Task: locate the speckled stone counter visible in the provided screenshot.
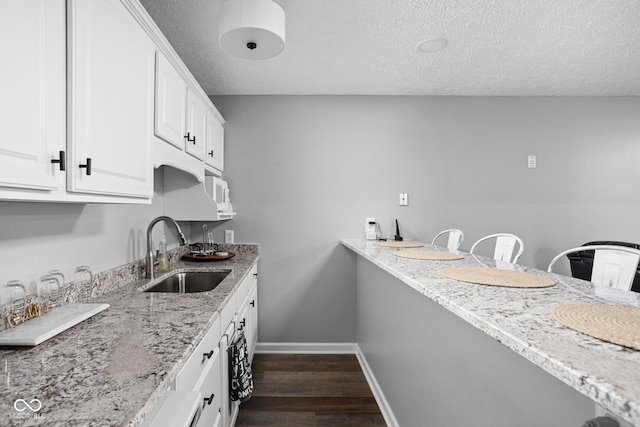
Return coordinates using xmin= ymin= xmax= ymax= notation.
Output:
xmin=0 ymin=245 xmax=259 ymax=427
xmin=342 ymin=239 xmax=640 ymax=426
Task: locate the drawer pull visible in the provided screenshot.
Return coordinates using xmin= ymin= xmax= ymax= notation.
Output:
xmin=250 ymin=300 xmax=255 ymax=307
xmin=203 ymin=350 xmax=214 ymax=360
xmin=204 ymin=393 xmax=215 ymax=405
xmin=79 ymin=158 xmax=92 ymax=175
xmin=51 ymin=151 xmax=66 ymax=171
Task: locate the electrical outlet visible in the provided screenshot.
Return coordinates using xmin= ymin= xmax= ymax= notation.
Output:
xmin=365 ymin=218 xmax=376 ymax=240
xmin=528 ymin=155 xmax=537 ymax=168
xmin=399 ymin=193 xmax=408 ymax=206
xmin=225 ymin=230 xmax=234 ymax=244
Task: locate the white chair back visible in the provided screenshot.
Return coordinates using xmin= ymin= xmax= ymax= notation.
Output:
xmin=470 ymin=233 xmax=524 ymax=264
xmin=431 ymin=229 xmax=464 ymax=251
xmin=548 ymin=245 xmax=640 ymax=291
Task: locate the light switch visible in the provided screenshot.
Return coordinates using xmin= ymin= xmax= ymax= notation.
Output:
xmin=399 ymin=193 xmax=408 ymax=206
xmin=528 ymin=155 xmax=537 ymax=168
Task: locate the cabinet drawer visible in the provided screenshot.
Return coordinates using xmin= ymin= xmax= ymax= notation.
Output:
xmin=195 ymin=345 xmax=222 ymax=427
xmin=176 ymin=316 xmax=221 ymax=392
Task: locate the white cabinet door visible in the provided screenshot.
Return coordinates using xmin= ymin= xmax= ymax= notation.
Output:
xmin=185 ymin=89 xmax=207 ymax=161
xmin=247 ymin=283 xmax=258 ymax=361
xmin=68 ymin=0 xmax=154 ymax=198
xmin=205 ymin=110 xmax=224 ymax=173
xmin=155 ymin=52 xmax=187 ymax=150
xmin=0 ymin=0 xmax=65 ymax=191
xmin=195 ymin=346 xmax=223 ymax=427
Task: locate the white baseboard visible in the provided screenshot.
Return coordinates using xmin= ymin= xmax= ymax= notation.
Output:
xmin=253 ymin=342 xmax=399 ymax=427
xmin=255 ymin=342 xmax=358 ymax=354
xmin=354 ymin=344 xmax=399 ymax=427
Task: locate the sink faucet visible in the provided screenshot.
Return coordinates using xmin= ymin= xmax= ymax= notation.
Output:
xmin=145 ymin=216 xmax=188 ymax=279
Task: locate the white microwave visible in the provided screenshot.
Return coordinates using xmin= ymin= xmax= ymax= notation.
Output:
xmin=206 ymin=177 xmax=230 ymax=213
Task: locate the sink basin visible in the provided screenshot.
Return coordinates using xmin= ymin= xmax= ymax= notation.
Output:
xmin=144 ymin=271 xmax=230 ymax=293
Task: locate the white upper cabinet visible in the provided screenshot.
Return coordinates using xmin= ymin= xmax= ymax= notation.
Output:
xmin=155 ymin=52 xmax=225 ymax=177
xmin=67 ymin=0 xmax=155 ymax=198
xmin=185 ymin=88 xmax=207 ymax=161
xmin=0 ymin=0 xmax=65 ymax=192
xmin=155 ymin=52 xmax=187 ymax=150
xmin=206 ymin=110 xmax=225 ymax=173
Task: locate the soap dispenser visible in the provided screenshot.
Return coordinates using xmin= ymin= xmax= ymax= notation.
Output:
xmin=156 ymin=235 xmax=169 ymax=274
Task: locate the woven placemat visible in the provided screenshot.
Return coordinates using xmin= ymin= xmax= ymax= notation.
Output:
xmin=373 ymin=241 xmax=424 ymax=248
xmin=552 ymin=304 xmax=640 ymax=351
xmin=440 ymin=267 xmax=556 ymax=288
xmin=395 ymin=250 xmax=464 ymax=261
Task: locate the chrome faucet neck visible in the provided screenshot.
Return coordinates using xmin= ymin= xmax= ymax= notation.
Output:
xmin=145 ymin=216 xmax=188 ymax=280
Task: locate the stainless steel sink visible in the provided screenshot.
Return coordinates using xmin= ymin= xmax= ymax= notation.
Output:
xmin=144 ymin=271 xmax=230 ymax=293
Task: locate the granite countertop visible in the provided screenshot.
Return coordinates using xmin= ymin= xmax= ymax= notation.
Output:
xmin=342 ymin=239 xmax=640 ymax=427
xmin=0 ymin=245 xmax=259 ymax=427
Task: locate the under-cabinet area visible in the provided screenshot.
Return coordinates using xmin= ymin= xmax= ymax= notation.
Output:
xmin=0 ymin=246 xmax=259 ymax=427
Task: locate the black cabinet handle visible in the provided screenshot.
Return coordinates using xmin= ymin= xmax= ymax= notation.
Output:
xmin=253 ymin=273 xmax=258 ymax=278
xmin=204 ymin=393 xmax=215 ymax=405
xmin=51 ymin=151 xmax=65 ymax=171
xmin=185 ymin=132 xmax=196 ymax=144
xmin=79 ymin=158 xmax=92 ymax=175
xmin=240 ymin=319 xmax=246 ymax=327
xmin=250 ymin=300 xmax=255 ymax=307
xmin=203 ymin=350 xmax=214 ymax=360
xmin=208 ymin=150 xmax=214 ymax=157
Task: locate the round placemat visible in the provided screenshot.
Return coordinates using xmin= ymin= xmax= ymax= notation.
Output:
xmin=552 ymin=304 xmax=640 ymax=351
xmin=373 ymin=241 xmax=424 ymax=248
xmin=440 ymin=267 xmax=556 ymax=288
xmin=395 ymin=250 xmax=464 ymax=261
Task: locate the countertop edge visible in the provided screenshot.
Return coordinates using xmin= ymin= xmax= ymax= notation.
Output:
xmin=341 ymin=239 xmax=640 ymax=426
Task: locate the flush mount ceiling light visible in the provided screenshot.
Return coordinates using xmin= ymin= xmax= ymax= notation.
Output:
xmin=218 ymin=0 xmax=285 ymax=60
xmin=415 ymin=38 xmax=448 ymax=53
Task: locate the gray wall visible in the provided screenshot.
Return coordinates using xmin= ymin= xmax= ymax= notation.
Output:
xmin=209 ymin=95 xmax=640 ymax=343
xmin=0 ymin=170 xmax=192 ymax=296
xmin=356 ymin=255 xmax=594 ymax=427
xmin=1 ymin=96 xmax=638 ymax=344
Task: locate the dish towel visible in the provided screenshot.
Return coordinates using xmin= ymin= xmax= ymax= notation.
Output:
xmin=229 ymin=331 xmax=254 ymax=402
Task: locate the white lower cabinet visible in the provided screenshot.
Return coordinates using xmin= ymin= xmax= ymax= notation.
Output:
xmin=220 ymin=264 xmax=259 ymax=427
xmin=147 ymin=264 xmax=258 ymax=427
xmin=174 ymin=315 xmax=222 ymax=427
xmin=246 ymin=280 xmax=258 ymax=361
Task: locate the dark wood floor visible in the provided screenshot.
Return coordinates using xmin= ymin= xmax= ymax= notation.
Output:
xmin=236 ymin=353 xmax=386 ymax=426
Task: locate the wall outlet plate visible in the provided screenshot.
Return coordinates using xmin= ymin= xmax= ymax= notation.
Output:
xmin=225 ymin=230 xmax=234 ymax=244
xmin=365 ymin=217 xmax=376 ymax=240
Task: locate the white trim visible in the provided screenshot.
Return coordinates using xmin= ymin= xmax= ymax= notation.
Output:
xmin=255 ymin=342 xmax=357 ymax=354
xmin=253 ymin=342 xmax=399 ymax=427
xmin=354 ymin=344 xmax=399 ymax=427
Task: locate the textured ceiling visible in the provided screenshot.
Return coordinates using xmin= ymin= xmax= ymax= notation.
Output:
xmin=139 ymin=0 xmax=640 ymax=96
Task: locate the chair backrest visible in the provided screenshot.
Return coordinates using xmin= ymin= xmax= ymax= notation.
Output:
xmin=469 ymin=233 xmax=524 ymax=264
xmin=431 ymin=229 xmax=464 ymax=251
xmin=547 ymin=245 xmax=640 ymax=291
